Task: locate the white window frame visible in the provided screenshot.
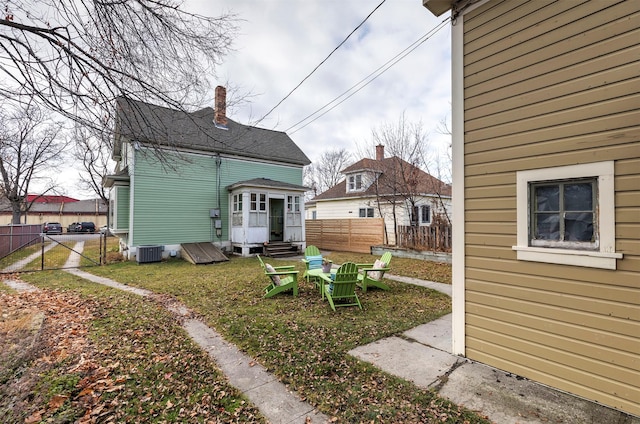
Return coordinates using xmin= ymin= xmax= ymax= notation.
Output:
xmin=348 ymin=174 xmax=363 ymax=192
xmin=286 ymin=195 xmax=302 ymax=226
xmin=232 ymin=193 xmax=243 ymax=226
xmin=249 ymin=192 xmax=267 ymax=227
xmin=420 ymin=205 xmax=431 ymax=224
xmin=512 ymin=161 xmax=622 ymax=270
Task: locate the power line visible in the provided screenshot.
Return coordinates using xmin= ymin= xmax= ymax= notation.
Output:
xmin=286 ymin=16 xmax=451 ymax=135
xmin=255 ymin=0 xmax=387 ymax=126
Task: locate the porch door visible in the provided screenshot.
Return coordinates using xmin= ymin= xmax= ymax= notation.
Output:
xmin=269 ymin=198 xmax=284 ymax=242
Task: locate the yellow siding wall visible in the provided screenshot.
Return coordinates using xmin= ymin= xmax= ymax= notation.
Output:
xmin=463 ymin=0 xmax=639 ymax=415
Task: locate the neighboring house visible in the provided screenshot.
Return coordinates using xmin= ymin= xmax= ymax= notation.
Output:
xmin=26 ymin=194 xmax=79 ymax=204
xmin=423 ymin=0 xmax=639 ymax=417
xmin=310 ymin=145 xmax=451 ymax=245
xmin=0 ymin=197 xmax=107 ymax=228
xmin=104 ymin=86 xmax=311 ymax=259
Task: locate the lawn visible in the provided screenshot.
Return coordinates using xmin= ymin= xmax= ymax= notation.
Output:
xmin=11 ymin=246 xmax=490 ymax=423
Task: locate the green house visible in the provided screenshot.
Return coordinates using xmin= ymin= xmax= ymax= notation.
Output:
xmin=104 ymin=86 xmax=310 ymax=260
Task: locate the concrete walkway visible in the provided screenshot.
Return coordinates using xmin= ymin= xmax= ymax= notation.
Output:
xmin=3 ymin=247 xmax=637 ymax=424
xmin=62 ymin=244 xmax=329 ymax=424
xmin=354 ymin=274 xmax=639 ymax=424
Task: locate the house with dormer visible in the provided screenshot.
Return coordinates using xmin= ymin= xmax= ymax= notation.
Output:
xmin=104 ymin=86 xmax=310 ymax=260
xmin=310 ymin=145 xmax=451 ymax=245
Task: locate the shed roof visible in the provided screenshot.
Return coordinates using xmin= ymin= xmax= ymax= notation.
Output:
xmin=227 ymin=178 xmax=308 ymax=192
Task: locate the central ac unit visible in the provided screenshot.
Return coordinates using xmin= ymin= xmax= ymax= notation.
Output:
xmin=137 ymin=245 xmax=162 ymax=263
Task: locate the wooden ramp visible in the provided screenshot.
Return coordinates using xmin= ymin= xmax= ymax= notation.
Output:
xmin=181 ymin=242 xmax=229 ymax=264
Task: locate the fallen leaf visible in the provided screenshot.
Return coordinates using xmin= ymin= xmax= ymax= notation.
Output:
xmin=48 ymin=394 xmax=69 ymax=410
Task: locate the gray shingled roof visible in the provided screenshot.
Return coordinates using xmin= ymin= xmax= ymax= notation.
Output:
xmin=115 ymin=98 xmax=311 ymax=166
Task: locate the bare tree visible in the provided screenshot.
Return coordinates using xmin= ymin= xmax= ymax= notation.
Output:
xmin=304 ymin=148 xmax=352 ymax=198
xmin=356 ymin=114 xmax=451 ymax=244
xmin=74 ymin=126 xmax=112 ymax=204
xmin=0 ymin=101 xmax=68 ymax=223
xmin=0 ymin=1 xmax=238 ymax=144
xmin=370 ymin=114 xmax=428 ymax=242
xmin=434 ymin=114 xmax=452 ymax=185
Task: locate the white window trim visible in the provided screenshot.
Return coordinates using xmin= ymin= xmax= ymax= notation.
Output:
xmin=512 ymin=161 xmax=622 ymax=270
xmin=347 ymin=173 xmax=364 ymax=192
xmin=420 ymin=204 xmax=431 ymax=225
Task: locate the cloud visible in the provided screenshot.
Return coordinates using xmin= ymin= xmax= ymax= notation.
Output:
xmin=196 ymin=0 xmax=452 ymax=164
xmin=48 ymin=0 xmax=452 ymax=197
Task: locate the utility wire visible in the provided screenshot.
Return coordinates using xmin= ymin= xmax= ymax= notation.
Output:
xmin=286 ymin=16 xmax=450 ymax=135
xmin=255 ymin=0 xmax=387 ymax=126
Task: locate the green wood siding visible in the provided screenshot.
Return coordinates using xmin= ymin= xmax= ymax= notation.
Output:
xmin=115 ymin=186 xmax=129 ymax=231
xmin=130 ymin=150 xmax=303 ymax=246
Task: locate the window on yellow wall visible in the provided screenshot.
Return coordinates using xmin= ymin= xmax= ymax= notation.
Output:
xmin=530 ymin=179 xmax=596 ymax=248
xmin=513 ymin=162 xmax=622 ymax=270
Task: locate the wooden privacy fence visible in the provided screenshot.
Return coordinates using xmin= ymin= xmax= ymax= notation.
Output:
xmin=0 ymin=224 xmax=41 ymax=259
xmin=397 ymin=224 xmax=452 ymax=252
xmin=305 ymin=218 xmax=384 ymax=254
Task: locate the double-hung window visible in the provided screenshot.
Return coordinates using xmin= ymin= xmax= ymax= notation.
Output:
xmin=410 ymin=205 xmax=430 ymax=225
xmin=421 ymin=205 xmax=431 ymax=224
xmin=286 ymin=195 xmax=301 ymax=226
xmin=232 ymin=193 xmax=243 ymax=226
xmin=513 ymin=161 xmax=622 ymax=269
xmin=348 ymin=174 xmax=362 ymax=191
xmin=249 ymin=192 xmax=267 ymax=227
xmin=359 ymin=207 xmax=374 ymax=218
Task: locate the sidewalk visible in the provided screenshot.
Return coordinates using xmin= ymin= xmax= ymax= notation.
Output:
xmin=354 ymin=275 xmax=639 ymax=424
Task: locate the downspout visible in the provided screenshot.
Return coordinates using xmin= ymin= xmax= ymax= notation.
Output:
xmin=215 ymin=153 xmax=222 ymax=240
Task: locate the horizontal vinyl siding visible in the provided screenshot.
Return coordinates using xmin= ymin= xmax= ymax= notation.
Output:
xmin=115 ymin=186 xmax=129 ymax=231
xmin=462 ymin=0 xmax=639 ymax=416
xmin=132 ymin=152 xmax=219 ymax=245
xmin=131 ymin=150 xmax=303 ymax=246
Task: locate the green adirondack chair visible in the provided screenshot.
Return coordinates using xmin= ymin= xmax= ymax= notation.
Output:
xmin=356 ymin=252 xmax=392 ymax=292
xmin=302 ymin=245 xmax=331 ymax=285
xmin=322 ymin=262 xmax=362 ymax=311
xmin=257 ymin=254 xmax=299 ymax=298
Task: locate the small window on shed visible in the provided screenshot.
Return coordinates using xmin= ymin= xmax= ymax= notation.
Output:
xmin=512 ymin=161 xmax=622 ymax=270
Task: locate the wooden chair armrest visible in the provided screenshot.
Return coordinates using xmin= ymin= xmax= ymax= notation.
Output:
xmin=355 ymin=262 xmax=374 ymax=268
xmin=272 ymin=264 xmax=296 ymax=270
xmin=265 ymin=270 xmax=299 ymax=276
xmin=360 ymin=267 xmax=390 ymax=275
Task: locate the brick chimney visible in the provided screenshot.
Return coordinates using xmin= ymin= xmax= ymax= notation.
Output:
xmin=214 ymin=86 xmax=227 ymax=126
xmin=376 ymin=144 xmax=385 ymax=160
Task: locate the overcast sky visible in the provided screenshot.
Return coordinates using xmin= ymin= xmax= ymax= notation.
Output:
xmin=63 ymin=0 xmax=452 ymax=198
xmin=192 ymin=0 xmax=453 ymax=167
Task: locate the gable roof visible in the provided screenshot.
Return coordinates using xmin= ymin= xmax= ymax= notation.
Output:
xmin=313 ymin=156 xmax=451 ymax=201
xmin=114 ymin=97 xmax=311 ymax=167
